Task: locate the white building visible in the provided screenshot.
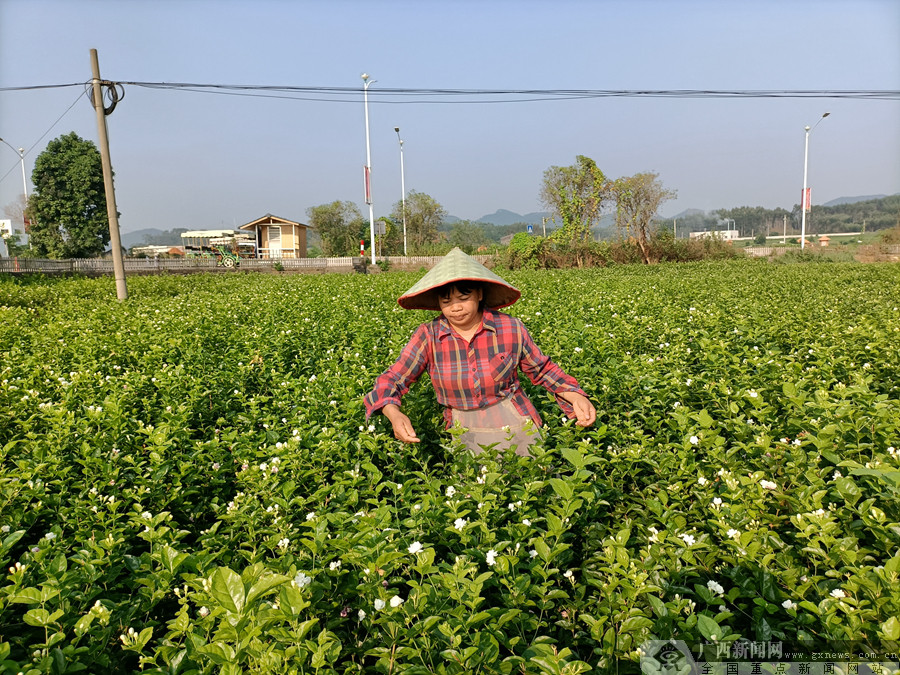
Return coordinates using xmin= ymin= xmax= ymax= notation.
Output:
xmin=689 ymin=229 xmax=739 ymax=241
xmin=0 ymin=218 xmax=28 ymax=255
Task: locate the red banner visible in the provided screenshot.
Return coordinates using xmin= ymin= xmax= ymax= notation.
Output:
xmin=364 ymin=166 xmax=371 ymax=204
xmin=802 ymin=187 xmax=811 ymax=212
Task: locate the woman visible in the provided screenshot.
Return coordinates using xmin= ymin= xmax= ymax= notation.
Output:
xmin=364 ymin=248 xmax=596 ymax=456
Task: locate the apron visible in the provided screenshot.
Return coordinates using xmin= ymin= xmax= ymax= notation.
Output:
xmin=450 ymin=398 xmax=541 ymax=457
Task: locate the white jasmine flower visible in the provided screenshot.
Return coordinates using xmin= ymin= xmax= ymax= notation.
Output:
xmin=306 ymin=512 xmax=315 ymax=521
xmin=522 ymin=518 xmax=531 ymax=526
xmin=782 ymin=599 xmax=797 ymax=610
xmin=833 ymin=470 xmax=842 ymax=480
xmin=689 ymin=436 xmax=699 ymax=445
xmin=698 ymin=476 xmax=708 ymax=486
xmin=707 ymin=580 xmax=724 ymax=595
xmin=293 ymin=572 xmax=312 ymax=589
xmin=389 ymin=595 xmax=404 ymax=608
xmin=329 ymin=559 xmax=342 ymax=571
xmin=486 ymin=549 xmax=497 ymax=566
xmin=529 ymin=549 xmax=538 ymax=558
xmin=564 ymin=570 xmax=574 ymax=580
xmin=445 ymin=486 xmax=456 ymax=498
xmin=680 ymin=533 xmax=696 ymax=546
xmin=454 ymin=518 xmax=467 ymax=531
xmin=358 ymin=609 xmax=366 ymax=620
xmin=374 ymin=598 xmax=385 ymax=611
xmin=760 ymin=480 xmax=777 ymax=490
xmin=277 ymin=537 xmax=290 ymax=549
xmin=727 ymin=528 xmax=740 ymax=539
xmin=198 ymin=606 xmax=210 ymax=617
xmin=830 ymin=588 xmax=846 ymax=598
xmin=648 ymin=526 xmax=659 ymax=543
xmin=408 ymin=541 xmax=423 ymax=555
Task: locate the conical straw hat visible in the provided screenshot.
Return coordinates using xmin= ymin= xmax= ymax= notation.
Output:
xmin=398 ymin=247 xmax=520 ymax=310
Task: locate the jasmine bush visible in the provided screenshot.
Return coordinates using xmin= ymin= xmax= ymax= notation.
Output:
xmin=0 ymin=261 xmax=898 ymax=674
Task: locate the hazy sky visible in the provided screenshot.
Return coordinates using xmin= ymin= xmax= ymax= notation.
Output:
xmin=1 ymin=0 xmax=898 ymax=233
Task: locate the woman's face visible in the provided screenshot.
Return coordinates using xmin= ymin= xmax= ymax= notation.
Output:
xmin=438 ymin=285 xmax=483 ymax=332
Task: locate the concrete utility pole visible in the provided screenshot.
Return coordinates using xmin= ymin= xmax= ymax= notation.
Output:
xmin=90 ymin=48 xmax=128 ymax=301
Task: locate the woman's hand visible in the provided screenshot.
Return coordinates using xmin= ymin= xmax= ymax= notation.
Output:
xmin=382 ymin=404 xmax=420 ymax=443
xmin=559 ymin=392 xmax=597 ymax=428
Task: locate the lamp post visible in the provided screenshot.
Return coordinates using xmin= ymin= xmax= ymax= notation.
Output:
xmin=0 ymin=138 xmax=28 ymax=200
xmin=362 ymin=73 xmax=376 ymax=265
xmin=0 ymin=138 xmax=29 ymax=244
xmin=394 ymin=127 xmax=407 ymax=256
xmin=800 ymin=112 xmax=830 ymax=250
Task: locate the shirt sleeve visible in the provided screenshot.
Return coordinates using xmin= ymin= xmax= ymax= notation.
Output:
xmin=363 ymin=323 xmax=430 ymax=419
xmin=516 ymin=321 xmax=587 ymax=418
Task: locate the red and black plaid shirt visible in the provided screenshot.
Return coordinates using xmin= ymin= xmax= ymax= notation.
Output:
xmin=364 ymin=309 xmax=586 ymax=428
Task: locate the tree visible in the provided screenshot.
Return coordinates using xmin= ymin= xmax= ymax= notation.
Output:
xmin=390 ymin=191 xmax=446 ymax=253
xmin=448 ymin=220 xmax=489 ymax=254
xmin=613 ymin=172 xmax=677 ymax=264
xmin=306 ymin=201 xmax=366 ymax=256
xmin=28 ymin=132 xmax=111 ymax=258
xmin=540 ymin=155 xmax=612 ymax=244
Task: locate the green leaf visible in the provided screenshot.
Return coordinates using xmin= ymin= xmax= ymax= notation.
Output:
xmin=696 ymin=614 xmax=722 ymax=641
xmin=210 ymin=567 xmax=245 ymax=614
xmin=619 ymin=615 xmax=654 ymax=633
xmin=9 ymin=587 xmax=42 ymax=604
xmin=834 ymin=476 xmax=862 ymax=506
xmin=881 ymin=616 xmax=900 ymax=641
xmin=198 ymin=642 xmax=235 ymax=665
xmin=23 ymin=608 xmax=51 ymax=627
xmin=548 ymin=478 xmax=574 ymax=501
xmin=647 ymin=595 xmax=667 ymax=618
xmin=246 ymin=573 xmax=289 ymax=605
xmin=695 ymin=410 xmax=714 ymax=428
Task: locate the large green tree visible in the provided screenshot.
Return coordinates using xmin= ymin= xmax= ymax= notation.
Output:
xmin=448 ymin=220 xmax=489 ymax=254
xmin=540 ymin=155 xmax=612 ymax=244
xmin=389 ymin=191 xmax=446 ymax=254
xmin=614 ymin=172 xmax=677 ymax=264
xmin=306 ymin=201 xmax=366 ymax=256
xmin=28 ymin=132 xmax=111 ymax=258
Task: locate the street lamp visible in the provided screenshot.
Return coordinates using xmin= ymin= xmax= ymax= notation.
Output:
xmin=0 ymin=138 xmax=28 ymax=201
xmin=394 ymin=127 xmax=407 ymax=256
xmin=361 ymin=73 xmax=376 ymax=265
xmin=800 ymin=112 xmax=830 ymax=250
xmin=0 ymin=138 xmax=29 ymax=245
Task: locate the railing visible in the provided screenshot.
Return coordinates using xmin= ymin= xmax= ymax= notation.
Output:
xmin=0 ymin=254 xmax=496 ymax=276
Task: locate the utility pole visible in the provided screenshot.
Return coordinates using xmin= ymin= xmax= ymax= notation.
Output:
xmin=90 ymin=48 xmax=127 ymax=301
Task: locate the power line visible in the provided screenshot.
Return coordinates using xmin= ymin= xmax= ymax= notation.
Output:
xmin=1 ymin=81 xmax=898 ymax=102
xmin=0 ymin=90 xmax=87 ymax=188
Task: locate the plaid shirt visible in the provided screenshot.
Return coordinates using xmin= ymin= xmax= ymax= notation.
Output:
xmin=364 ymin=309 xmax=586 ymax=428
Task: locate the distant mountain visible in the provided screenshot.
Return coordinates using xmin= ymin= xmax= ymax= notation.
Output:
xmin=121 ymin=228 xmax=166 ymax=249
xmin=121 ymin=227 xmax=189 ymax=249
xmin=822 ymin=195 xmax=887 ymax=207
xmin=444 ymin=210 xmax=550 ymax=226
xmin=668 ymin=208 xmax=707 ymax=220
xmin=477 ymin=209 xmax=549 ymax=226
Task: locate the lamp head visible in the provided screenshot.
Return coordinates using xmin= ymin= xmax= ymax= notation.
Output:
xmin=361 ymin=73 xmax=369 ymax=82
xmin=822 ymin=112 xmax=831 ymax=118
xmin=394 ymin=126 xmax=400 ymax=132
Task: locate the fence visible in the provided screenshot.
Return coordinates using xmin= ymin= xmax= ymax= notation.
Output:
xmin=0 ymin=254 xmax=495 ymax=276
